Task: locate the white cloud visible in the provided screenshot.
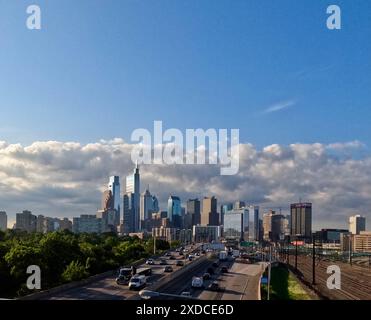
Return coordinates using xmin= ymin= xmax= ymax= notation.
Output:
xmin=263 ymin=100 xmax=296 ymax=114
xmin=0 ymin=139 xmax=370 ymax=230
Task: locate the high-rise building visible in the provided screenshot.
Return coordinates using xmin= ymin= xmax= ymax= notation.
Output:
xmin=223 ymin=208 xmax=249 ymax=241
xmin=140 ymin=187 xmax=159 ymax=230
xmin=123 ymin=193 xmax=135 ymax=234
xmin=187 ymin=199 xmax=201 ymax=226
xmin=16 ymin=210 xmax=37 ymax=233
xmin=248 ymin=205 xmax=260 ymax=241
xmin=102 ymin=190 xmax=114 ymax=211
xmin=168 ymin=196 xmax=182 ymax=228
xmin=290 ymin=203 xmax=312 ymax=240
xmin=234 ymin=201 xmax=245 ymax=210
xmin=263 ymin=210 xmax=286 ymax=242
xmin=36 ymin=215 xmax=55 ymax=233
xmin=220 ymin=203 xmax=233 ymax=226
xmin=0 ymin=211 xmax=7 ymax=231
xmin=201 ymin=196 xmax=219 ymax=226
xmin=349 ymin=215 xmax=366 ymax=235
xmin=125 ymin=164 xmax=140 ymax=232
xmin=108 ymin=176 xmax=121 ymax=226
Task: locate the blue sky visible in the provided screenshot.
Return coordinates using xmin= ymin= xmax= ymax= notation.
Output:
xmin=0 ymin=0 xmax=371 ymax=149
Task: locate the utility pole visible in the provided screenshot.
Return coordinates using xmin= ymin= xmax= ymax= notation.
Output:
xmin=295 ymin=236 xmax=298 ymax=270
xmin=267 ymin=246 xmax=271 ymax=301
xmin=349 ymin=236 xmax=352 ymax=266
xmin=312 ymin=234 xmax=316 ymax=285
xmin=154 ymin=234 xmax=156 ymax=255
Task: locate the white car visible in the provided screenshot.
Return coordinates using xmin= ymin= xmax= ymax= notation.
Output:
xmin=128 ymin=275 xmax=146 ymax=290
xmin=146 ymin=259 xmax=155 ymax=265
xmin=191 ymin=277 xmax=204 ymax=289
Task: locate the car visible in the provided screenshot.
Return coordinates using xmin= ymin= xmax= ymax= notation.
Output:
xmin=179 ymin=251 xmax=184 ymax=256
xmin=207 ymin=267 xmax=215 ymax=275
xmin=208 ymin=281 xmax=221 ymax=292
xmin=165 ymin=252 xmax=172 ymax=257
xmin=146 ymin=259 xmax=155 ymax=265
xmin=188 ymin=256 xmax=193 ymax=261
xmin=181 ymin=291 xmax=192 ymax=297
xmin=128 ymin=275 xmax=146 ymax=290
xmin=169 ymin=255 xmax=176 ymax=260
xmin=212 ymin=262 xmax=219 ymax=268
xmin=164 ymin=266 xmax=173 ymax=272
xmin=176 ymin=260 xmax=184 ymax=266
xmin=201 ymin=250 xmax=206 ymax=254
xmin=160 ymin=259 xmax=167 ymax=265
xmin=195 ymin=252 xmax=200 ymax=256
xmin=191 ymin=277 xmax=204 ymax=289
xmin=221 ymin=266 xmax=228 ymax=273
xmin=202 ymin=272 xmax=211 ymax=280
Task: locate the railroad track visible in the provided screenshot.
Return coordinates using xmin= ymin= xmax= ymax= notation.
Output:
xmin=282 ymin=255 xmax=371 ymax=300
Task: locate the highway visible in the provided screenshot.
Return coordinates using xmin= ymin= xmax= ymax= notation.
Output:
xmin=44 ymin=244 xmax=202 ymax=300
xmin=157 ymin=254 xmax=267 ymax=300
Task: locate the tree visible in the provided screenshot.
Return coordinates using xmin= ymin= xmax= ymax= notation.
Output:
xmin=61 ymin=261 xmax=89 ymax=282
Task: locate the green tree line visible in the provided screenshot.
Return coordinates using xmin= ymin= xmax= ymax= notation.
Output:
xmin=0 ymin=229 xmax=170 ymax=298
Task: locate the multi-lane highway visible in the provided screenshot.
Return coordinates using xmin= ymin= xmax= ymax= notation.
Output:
xmin=157 ymin=255 xmax=267 ymax=300
xmin=43 ymin=244 xmax=202 ymax=300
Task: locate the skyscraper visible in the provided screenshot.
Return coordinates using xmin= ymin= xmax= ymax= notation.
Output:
xmin=187 ymin=198 xmax=201 ymax=226
xmin=248 ymin=205 xmax=260 ymax=241
xmin=140 ymin=187 xmax=159 ymax=230
xmin=201 ymin=196 xmax=219 ymax=226
xmin=125 ymin=164 xmax=140 ymax=232
xmin=0 ymin=211 xmax=7 ymax=231
xmin=123 ymin=193 xmax=134 ymax=234
xmin=168 ymin=196 xmax=182 ymax=228
xmin=290 ymin=202 xmax=312 ymax=240
xmin=108 ymin=176 xmax=121 ymax=226
xmin=223 ymin=208 xmax=249 ymax=241
xmin=220 ymin=203 xmax=233 ymax=226
xmin=349 ymin=214 xmax=366 ymax=235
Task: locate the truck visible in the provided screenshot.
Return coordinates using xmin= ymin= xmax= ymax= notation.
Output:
xmin=219 ymin=250 xmax=228 ymax=262
xmin=135 ymin=267 xmax=152 ymax=277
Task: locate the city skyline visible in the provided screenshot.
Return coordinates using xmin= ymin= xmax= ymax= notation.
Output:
xmin=1 ymin=141 xmax=371 ymax=230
